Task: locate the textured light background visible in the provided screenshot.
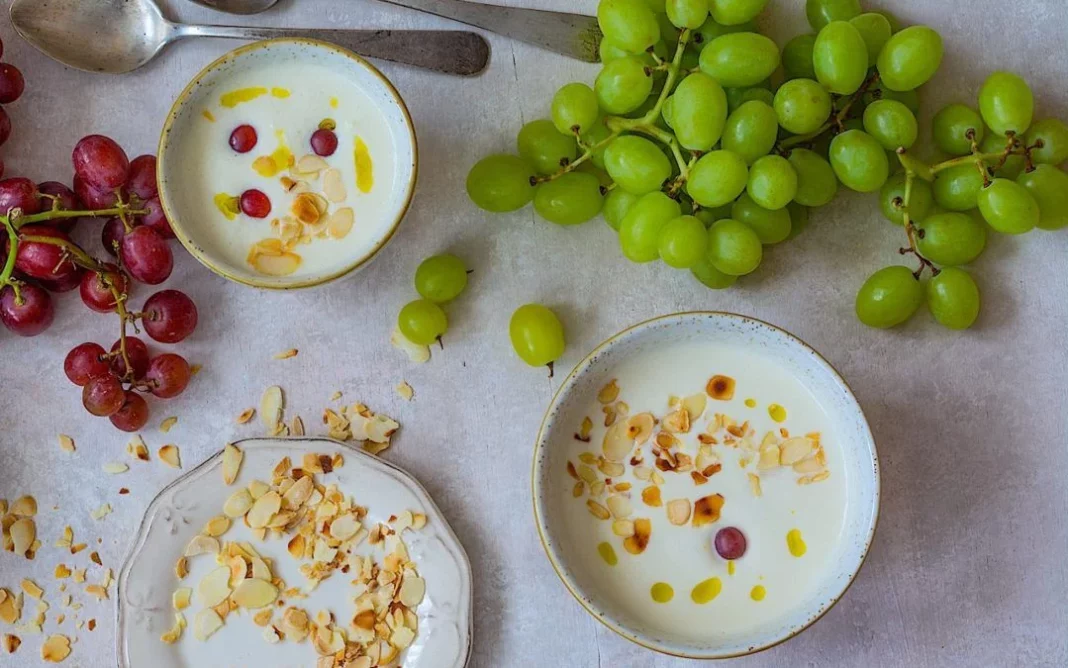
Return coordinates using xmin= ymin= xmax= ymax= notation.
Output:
xmin=0 ymin=0 xmax=1066 ymax=666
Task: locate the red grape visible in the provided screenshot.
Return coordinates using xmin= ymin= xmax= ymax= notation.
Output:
xmin=127 ymin=155 xmax=158 ymax=200
xmin=0 ymin=36 xmax=4 ymax=59
xmin=74 ymin=175 xmax=125 ymax=210
xmin=229 ymin=125 xmax=257 ymax=153
xmin=142 ymin=290 xmax=197 ymax=343
xmin=0 ymin=157 xmax=5 ymax=180
xmin=79 ymin=264 xmax=128 ymax=313
xmin=73 ymin=135 xmax=130 ymax=190
xmin=82 ymin=375 xmax=125 ymax=416
xmin=0 ymin=284 xmax=54 ymax=336
xmin=120 ymin=226 xmax=173 ymax=285
xmin=310 ymin=129 xmax=338 ymax=157
xmin=35 ymin=181 xmax=83 ymax=232
xmin=714 ymin=527 xmax=747 ymax=560
xmin=0 ymin=107 xmax=10 ymax=147
xmin=0 ymin=63 xmax=24 ymax=104
xmin=64 ymin=342 xmax=110 ymax=385
xmin=15 ymin=225 xmax=77 ymax=281
xmin=139 ymin=196 xmax=173 ymax=239
xmin=110 ymin=336 xmax=149 ymax=379
xmin=101 ymin=217 xmax=126 ymax=256
xmin=109 ymin=391 xmax=150 ymax=431
xmin=145 ymin=353 xmax=191 ymax=398
xmin=239 ymin=189 xmax=271 ymax=218
xmin=40 ymin=266 xmax=85 ymax=293
xmin=0 ymin=177 xmax=41 ymax=216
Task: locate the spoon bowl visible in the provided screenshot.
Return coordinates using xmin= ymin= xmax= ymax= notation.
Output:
xmin=189 ymin=0 xmax=279 ymax=15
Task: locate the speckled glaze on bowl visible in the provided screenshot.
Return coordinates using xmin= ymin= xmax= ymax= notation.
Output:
xmin=532 ymin=312 xmax=879 ymax=659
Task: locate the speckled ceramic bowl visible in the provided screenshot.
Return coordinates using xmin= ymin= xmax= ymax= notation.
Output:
xmin=532 ymin=312 xmax=879 ymax=659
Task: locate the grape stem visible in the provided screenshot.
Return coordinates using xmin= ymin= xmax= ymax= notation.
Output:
xmin=895 ymin=170 xmax=939 ymax=278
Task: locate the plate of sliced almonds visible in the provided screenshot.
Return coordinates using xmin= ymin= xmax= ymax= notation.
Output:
xmin=116 ymin=437 xmax=472 ymax=667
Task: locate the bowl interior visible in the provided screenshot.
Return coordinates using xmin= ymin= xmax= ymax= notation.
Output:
xmin=158 ymin=39 xmax=416 ymax=289
xmin=533 ymin=313 xmax=879 ymax=658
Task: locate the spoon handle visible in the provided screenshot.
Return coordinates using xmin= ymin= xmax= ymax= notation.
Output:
xmin=175 ymin=26 xmax=489 ymax=76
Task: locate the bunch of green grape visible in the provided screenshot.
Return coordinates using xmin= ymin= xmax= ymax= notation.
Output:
xmin=396 ymin=254 xmax=469 ymax=347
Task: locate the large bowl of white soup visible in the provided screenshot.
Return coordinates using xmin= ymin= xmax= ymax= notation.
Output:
xmin=158 ymin=39 xmax=416 ymax=289
xmin=532 ymin=312 xmax=879 ymax=658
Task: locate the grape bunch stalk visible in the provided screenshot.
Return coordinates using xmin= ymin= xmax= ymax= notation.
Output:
xmin=466 ymin=0 xmax=1068 ymax=332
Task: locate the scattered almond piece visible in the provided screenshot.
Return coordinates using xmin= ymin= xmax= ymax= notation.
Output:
xmin=89 ymin=504 xmax=112 ymax=521
xmin=103 ymin=462 xmax=128 ymax=475
xmin=395 ymin=381 xmax=414 ymax=401
xmin=57 ymin=435 xmax=75 ymax=453
xmin=2 ymin=634 xmax=20 ymax=654
xmin=273 ymin=349 xmax=298 ymax=360
xmin=260 ymin=386 xmax=284 ymax=431
xmin=158 ymin=445 xmax=181 ymax=469
xmin=40 ymin=634 xmax=70 ymax=663
xmin=236 ymin=408 xmax=256 ymax=424
xmin=221 ymin=444 xmax=244 ymax=485
xmin=160 ymin=416 xmax=178 ymax=433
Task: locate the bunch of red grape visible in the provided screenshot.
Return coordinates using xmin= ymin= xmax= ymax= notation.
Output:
xmin=0 ymin=37 xmax=25 ymax=179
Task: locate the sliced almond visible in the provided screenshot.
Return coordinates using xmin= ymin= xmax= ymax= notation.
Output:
xmin=611 ymin=520 xmax=635 ymax=537
xmin=598 ymin=379 xmax=620 ymax=404
xmin=231 ymin=579 xmax=278 ymax=609
xmin=221 ymin=443 xmax=243 ymax=486
xmin=601 ymin=420 xmax=633 ymax=463
xmin=193 ymin=608 xmax=224 ymax=641
xmin=633 ymin=465 xmax=653 ymax=482
xmin=662 ymin=408 xmax=690 ymax=434
xmin=184 ymin=535 xmax=220 ymax=557
xmin=780 ymin=438 xmax=816 ymax=466
xmin=605 ymin=494 xmax=632 ymax=519
xmin=757 ymin=444 xmax=780 ymax=470
xmin=11 ymin=496 xmax=36 ymax=517
xmin=174 ymin=557 xmax=189 ymax=580
xmin=296 ymin=154 xmax=329 ymax=175
xmin=391 ymin=326 xmax=431 ymax=363
xmin=223 ymin=489 xmax=254 ymax=518
xmin=706 ymin=375 xmax=736 ymax=400
xmin=682 ymin=393 xmax=707 ymax=422
xmin=322 ymin=168 xmax=347 ymax=202
xmin=260 ymin=386 xmax=284 ymax=431
xmin=273 ymin=348 xmax=298 ymax=360
xmin=10 ymin=518 xmax=35 ymax=557
xmin=172 ymin=588 xmax=192 ymax=611
xmin=203 ymin=516 xmax=231 ymax=538
xmin=692 ymin=493 xmax=725 ymax=527
xmin=597 ymin=459 xmax=625 ymax=477
xmin=158 ymin=445 xmax=181 ymax=469
xmin=40 ymin=634 xmax=71 ymax=662
xmin=748 ymin=473 xmax=762 ymax=497
xmin=249 ymin=250 xmax=301 ymax=276
xmin=58 ymin=435 xmax=75 ymax=453
xmin=625 ymin=413 xmax=655 ymax=445
xmin=103 ymin=462 xmax=128 ymax=474
xmin=160 ymin=416 xmax=178 ymax=433
xmin=641 ymin=486 xmax=662 ymax=507
xmin=623 ymin=518 xmax=651 ymax=555
xmin=586 ymin=500 xmax=610 ymax=520
xmin=246 ymin=491 xmax=281 ymax=529
xmin=3 ymin=633 xmax=20 ymax=653
xmin=398 ymin=575 xmax=426 ymax=608
xmin=281 ymin=475 xmax=313 ymax=510
xmin=160 ymin=613 xmax=184 ymax=644
xmin=197 ymin=567 xmax=232 ymax=608
xmin=666 ymin=498 xmax=691 ymax=525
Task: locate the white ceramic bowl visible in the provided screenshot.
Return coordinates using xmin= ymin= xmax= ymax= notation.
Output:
xmin=532 ymin=312 xmax=880 ymax=659
xmin=157 ymin=39 xmax=417 ymax=289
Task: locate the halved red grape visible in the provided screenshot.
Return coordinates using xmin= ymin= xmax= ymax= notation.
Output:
xmin=36 ymin=181 xmax=83 ymax=233
xmin=0 ymin=63 xmax=24 ymax=104
xmin=0 ymin=177 xmax=41 ymax=216
xmin=73 ymin=135 xmax=130 ymax=190
xmin=145 ymin=353 xmax=191 ymax=398
xmin=101 ymin=217 xmax=126 ymax=256
xmin=74 ymin=175 xmax=125 ymax=210
xmin=82 ymin=375 xmax=125 ymax=417
xmin=110 ymin=336 xmax=150 ymax=379
xmin=121 ymin=226 xmax=173 ymax=285
xmin=64 ymin=342 xmax=111 ymax=386
xmin=239 ymin=189 xmax=271 ymax=218
xmin=229 ymin=125 xmax=258 ymax=153
xmin=79 ymin=264 xmax=128 ymax=313
xmin=0 ymin=107 xmax=10 ymax=147
xmin=310 ymin=129 xmax=338 ymax=157
xmin=40 ymin=266 xmax=86 ymax=293
xmin=15 ymin=225 xmax=77 ymax=281
xmin=139 ymin=196 xmax=173 ymax=239
xmin=0 ymin=284 xmax=54 ymax=336
xmin=127 ymin=155 xmax=158 ymax=200
xmin=109 ymin=391 xmax=150 ymax=431
xmin=714 ymin=527 xmax=747 ymax=560
xmin=142 ymin=290 xmax=197 ymax=343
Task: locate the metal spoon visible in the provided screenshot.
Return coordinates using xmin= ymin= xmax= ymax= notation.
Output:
xmin=191 ymin=0 xmax=602 ymax=62
xmin=9 ymin=0 xmax=489 ymax=76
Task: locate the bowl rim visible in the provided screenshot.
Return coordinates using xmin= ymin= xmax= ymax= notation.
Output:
xmin=156 ymin=37 xmax=418 ymax=290
xmin=530 ymin=310 xmax=881 ymax=659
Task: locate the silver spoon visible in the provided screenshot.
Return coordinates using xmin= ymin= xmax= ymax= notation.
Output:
xmin=9 ymin=0 xmax=490 ymax=76
xmin=191 ymin=0 xmax=602 ymax=62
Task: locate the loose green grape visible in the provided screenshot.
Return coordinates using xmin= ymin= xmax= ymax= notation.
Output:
xmin=855 ymin=266 xmax=923 ymax=329
xmin=509 ymin=304 xmax=565 ymax=368
xmin=581 ymin=118 xmax=613 ymax=170
xmin=978 ymin=71 xmax=1033 ymax=137
xmin=699 ymin=33 xmax=780 ymax=88
xmin=415 ymin=254 xmax=468 ymax=303
xmin=786 ymin=202 xmax=810 ymax=238
xmin=1024 ymin=118 xmax=1068 ymax=166
xmin=707 ymin=218 xmax=762 ymax=275
xmin=813 ymin=21 xmax=868 ymax=95
xmin=466 ymin=154 xmax=535 ymax=212
xmin=721 ymin=100 xmax=777 ymax=164
xmin=862 ymin=99 xmax=918 ymax=150
xmin=709 ymin=0 xmax=767 ymax=25
xmin=691 ymin=258 xmax=739 ymax=289
xmin=693 ymin=203 xmax=734 ymax=226
xmin=805 ymin=0 xmax=860 ymax=31
xmin=774 ymin=78 xmax=832 ymax=135
xmin=517 ymin=120 xmax=578 ymax=175
xmin=603 ymin=188 xmax=642 ymax=230
xmin=595 ymin=56 xmax=654 ymax=115
xmin=619 ymin=192 xmax=682 ymax=262
xmin=667 ymin=0 xmax=709 ymax=29
xmin=788 ymin=148 xmax=838 ymax=207
xmin=658 ymin=215 xmax=709 ymax=268
xmin=876 ymin=26 xmax=943 ymax=92
xmin=686 ymin=150 xmax=749 ymax=207
xmin=879 ymin=173 xmax=933 ymax=225
xmin=932 ymin=164 xmax=984 ymax=211
xmin=694 ymin=16 xmax=754 ymax=45
xmin=978 ymin=133 xmax=1025 ymax=180
xmin=849 ymin=12 xmax=891 ymax=66
xmin=604 ymin=136 xmax=672 ymax=194
xmin=977 ymin=178 xmax=1039 ymax=235
xmin=829 ymin=130 xmax=889 ymax=193
xmin=551 ymin=83 xmax=600 ymax=136
xmin=533 ymin=172 xmax=604 ymax=225
xmin=927 ymin=267 xmax=980 ymax=330
xmin=917 ymin=212 xmax=987 ymax=265
xmin=398 ymin=299 xmax=448 ymax=345
xmin=746 ymin=155 xmax=798 ymax=210
xmin=598 ymin=0 xmax=660 ymax=54
xmin=672 ymin=73 xmax=728 ymax=151
xmin=1017 ymin=164 xmax=1068 ymax=230
xmin=731 ymin=193 xmax=791 ymax=243
xmin=781 ymin=34 xmax=817 ymax=81
xmin=932 ymin=104 xmax=985 ymax=156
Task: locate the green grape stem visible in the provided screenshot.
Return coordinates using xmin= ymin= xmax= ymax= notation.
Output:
xmin=894 ymin=171 xmax=939 ymax=278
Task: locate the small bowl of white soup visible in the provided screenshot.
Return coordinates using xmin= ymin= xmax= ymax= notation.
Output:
xmin=158 ymin=39 xmax=417 ymax=289
xmin=533 ymin=312 xmax=879 ymax=658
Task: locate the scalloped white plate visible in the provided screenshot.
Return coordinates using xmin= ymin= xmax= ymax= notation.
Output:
xmin=117 ymin=437 xmax=472 ymax=667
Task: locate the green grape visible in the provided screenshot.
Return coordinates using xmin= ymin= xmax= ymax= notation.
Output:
xmin=595 ymin=56 xmax=654 ymax=115
xmin=603 ymin=188 xmax=642 ymax=230
xmin=517 ymin=120 xmax=578 ymax=175
xmin=862 ymin=99 xmax=918 ymax=151
xmin=509 ymin=304 xmax=565 ymax=368
xmin=604 ymin=136 xmax=672 ymax=194
xmin=788 ymin=148 xmax=838 ymax=207
xmin=658 ymin=215 xmax=710 ymax=268
xmin=917 ymin=212 xmax=987 ymax=265
xmin=977 ymin=178 xmax=1039 ymax=235
xmin=598 ymin=0 xmax=660 ymax=54
xmin=855 ymin=266 xmax=923 ymax=329
xmin=781 ymin=34 xmax=817 ymax=81
xmin=867 ymin=82 xmax=921 ymax=115
xmin=829 ymin=130 xmax=889 ymax=192
xmin=932 ymin=164 xmax=984 ymax=211
xmin=746 ymin=154 xmax=798 ymax=210
xmin=813 ymin=21 xmax=868 ymax=95
xmin=680 ymin=49 xmax=701 ymax=71
xmin=849 ymin=12 xmax=891 ymax=66
xmin=707 ymin=218 xmax=762 ymax=275
xmin=805 ymin=0 xmax=860 ymax=31
xmin=691 ymin=258 xmax=738 ymax=289
xmin=533 ymin=172 xmax=604 ymax=225
xmin=686 ymin=150 xmax=749 ymax=207
xmin=642 ymin=0 xmax=666 ymax=13
xmin=879 ymin=173 xmax=933 ymax=225
xmin=1024 ymin=118 xmax=1068 ymax=166
xmin=398 ymin=299 xmax=448 ymax=345
xmin=978 ymin=133 xmax=1025 ymax=180
xmin=1017 ymin=164 xmax=1068 ymax=230
xmin=619 ymin=192 xmax=682 ymax=262
xmin=721 ymin=100 xmax=777 ymax=164
xmin=709 ymin=0 xmax=767 ymax=25
xmin=672 ymin=73 xmax=728 ymax=151
xmin=694 ymin=202 xmax=734 ymax=226
xmin=932 ymin=104 xmax=985 ymax=156
xmin=875 ymin=9 xmax=903 ymax=33
xmin=551 ymin=83 xmax=600 ymax=136
xmin=415 ymin=254 xmax=468 ymax=303
xmin=667 ymin=0 xmax=709 ymax=30
xmin=581 ymin=118 xmax=613 ymax=170
xmin=662 ymin=95 xmax=676 ymax=129
xmin=599 ymin=39 xmax=633 ymax=62
xmin=741 ymin=87 xmax=774 ymax=107
xmin=731 ymin=193 xmax=791 ymax=243
xmin=927 ymin=267 xmax=980 ymax=330
xmin=774 ymin=78 xmax=832 ymax=135
xmin=876 ymin=26 xmax=942 ymax=92
xmin=978 ymin=71 xmax=1033 ymax=136
xmin=786 ymin=202 xmax=810 ymax=239
xmin=466 ymin=154 xmax=535 ymax=212
xmin=724 ymin=87 xmax=746 ymax=113
xmin=694 ymin=16 xmax=754 ymax=46
xmin=576 ymin=161 xmax=613 ymax=187
xmin=699 ymin=33 xmax=780 ymax=88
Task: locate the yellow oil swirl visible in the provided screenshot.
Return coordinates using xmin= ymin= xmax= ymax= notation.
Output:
xmin=690 ymin=577 xmax=722 ymax=604
xmin=270 ymin=87 xmax=290 ymax=99
xmin=220 ymin=86 xmax=268 ymax=108
xmin=213 ymin=193 xmax=240 ymax=220
xmin=650 ymin=582 xmax=674 ymax=603
xmin=201 ymin=109 xmax=215 ymax=122
xmin=597 ymin=542 xmax=617 ymax=566
xmin=355 ymin=137 xmax=373 ymax=193
xmin=727 ymin=561 xmax=736 ymax=576
xmin=252 ymin=130 xmax=293 ymax=178
xmin=329 ymin=96 xmax=339 ymax=108
xmin=769 ymin=404 xmax=787 ymax=422
xmin=750 ymin=585 xmax=766 ymax=601
xmin=787 ymin=529 xmax=807 ymax=557
xmin=744 ymin=398 xmax=757 ymax=408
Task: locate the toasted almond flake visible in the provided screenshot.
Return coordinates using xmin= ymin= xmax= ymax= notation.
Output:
xmin=246 ymin=491 xmax=282 ymax=529
xmin=623 ymin=518 xmax=651 ymax=555
xmin=57 ymin=435 xmax=75 ymax=453
xmin=232 ymin=579 xmax=278 ymax=609
xmin=160 ymin=613 xmax=184 ymax=644
xmin=249 ymin=247 xmax=301 ymax=276
xmin=667 ymin=499 xmax=691 ymax=526
xmin=597 ymin=459 xmax=625 ymax=477
xmin=793 ymin=454 xmax=825 ymax=473
xmin=172 ymin=588 xmax=192 ymax=611
xmin=273 ymin=348 xmax=298 ymax=360
xmin=746 ymin=472 xmax=763 ymax=497
xmin=399 ymin=576 xmax=426 ymax=608
xmin=260 ymin=386 xmax=284 ymax=431
xmin=235 ymin=408 xmax=256 ymax=424
xmin=3 ymin=634 xmax=20 ymax=653
xmin=601 ymin=420 xmax=633 ymax=462
xmin=11 ymin=496 xmax=37 ymax=517
xmin=606 ymin=494 xmax=632 ymax=519
xmin=72 ymin=569 xmax=86 ymax=584
xmin=103 ymin=462 xmax=128 ymax=474
xmin=53 ymin=565 xmax=71 ymax=580
xmin=625 ymin=413 xmax=655 ymax=445
xmin=798 ymin=471 xmax=831 ymax=485
xmin=390 ymin=326 xmax=431 ymax=363
xmin=641 ymin=486 xmax=662 ymax=507
xmin=85 ymin=584 xmax=108 ymax=600
xmin=586 ymin=500 xmax=610 ymax=520
xmin=127 ymin=436 xmax=150 ymax=461
xmin=0 ymin=590 xmax=18 ymax=624
xmin=692 ymin=494 xmax=725 ymax=527
xmin=20 ymin=580 xmax=42 ymax=600
xmin=40 ymin=634 xmax=70 ymax=662
xmin=197 ymin=567 xmax=232 ymax=608
xmin=158 ymin=445 xmax=181 ymax=469
xmin=287 ymin=415 xmax=304 ymax=436
xmin=598 ymin=379 xmax=620 ymax=404
xmin=193 ymin=608 xmax=224 ymax=641
xmin=159 ymin=416 xmax=178 ymax=433
xmin=757 ymin=444 xmax=780 ymax=470
xmin=633 ymin=465 xmax=653 ymax=481
xmin=706 ymin=375 xmax=736 ymax=401
xmin=322 ymin=168 xmax=347 ymax=202
xmin=11 ymin=518 xmax=35 ymax=556
xmin=611 ymin=520 xmax=635 ymax=537
xmin=296 ymin=154 xmax=329 ymax=174
xmin=395 ymin=381 xmax=414 ymax=401
xmin=202 ymin=516 xmax=231 ymax=538
xmin=223 ymin=488 xmax=254 ymax=518
xmin=90 ymin=504 xmax=112 ymax=521
xmin=780 ymin=438 xmax=816 ymax=466
xmin=662 ymin=408 xmax=691 ymax=434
